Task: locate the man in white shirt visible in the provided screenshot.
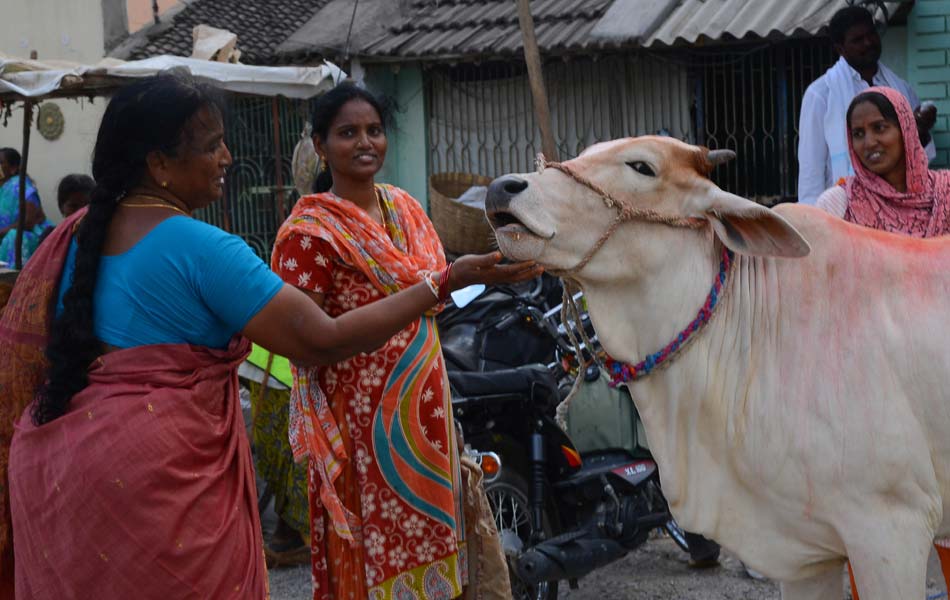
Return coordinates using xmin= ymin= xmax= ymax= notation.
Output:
xmin=797 ymin=6 xmax=937 ymax=204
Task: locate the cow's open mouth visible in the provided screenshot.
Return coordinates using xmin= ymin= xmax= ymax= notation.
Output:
xmin=488 ymin=209 xmax=522 ymax=229
xmin=488 ymin=210 xmax=552 ymax=240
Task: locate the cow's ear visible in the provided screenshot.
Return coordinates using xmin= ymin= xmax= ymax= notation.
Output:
xmin=692 ymin=190 xmax=810 ymax=258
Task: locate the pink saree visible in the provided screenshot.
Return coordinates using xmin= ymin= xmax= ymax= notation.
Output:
xmin=0 ymin=209 xmax=268 ymax=599
xmin=0 ymin=209 xmax=88 ymax=597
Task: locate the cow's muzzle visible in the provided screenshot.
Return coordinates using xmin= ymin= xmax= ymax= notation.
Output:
xmin=486 ymin=175 xmax=529 ymax=217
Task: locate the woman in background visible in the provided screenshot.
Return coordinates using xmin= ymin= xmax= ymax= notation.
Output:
xmin=0 ymin=148 xmax=51 ymax=265
xmin=816 ymin=87 xmax=950 ymax=232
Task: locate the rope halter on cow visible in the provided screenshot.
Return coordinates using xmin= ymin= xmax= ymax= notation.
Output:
xmin=534 ymin=153 xmax=706 ymax=278
xmin=538 ymin=151 xmax=737 ymax=428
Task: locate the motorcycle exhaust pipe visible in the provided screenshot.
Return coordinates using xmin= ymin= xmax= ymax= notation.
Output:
xmin=515 ymin=536 xmax=627 ymax=584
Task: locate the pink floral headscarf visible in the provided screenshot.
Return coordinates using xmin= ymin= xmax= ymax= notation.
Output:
xmin=841 ymin=86 xmax=950 ymax=237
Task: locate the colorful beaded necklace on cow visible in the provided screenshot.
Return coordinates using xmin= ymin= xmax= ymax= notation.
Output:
xmin=536 ymin=154 xmax=734 ymax=387
xmin=604 ymin=246 xmax=733 ymax=386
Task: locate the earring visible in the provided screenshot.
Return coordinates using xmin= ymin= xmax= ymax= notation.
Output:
xmin=161 ymin=181 xmax=169 ymax=188
xmin=319 ymin=157 xmax=328 ymax=173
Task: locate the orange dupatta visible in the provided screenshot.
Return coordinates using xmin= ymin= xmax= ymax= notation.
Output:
xmin=275 ymin=184 xmax=446 ymax=295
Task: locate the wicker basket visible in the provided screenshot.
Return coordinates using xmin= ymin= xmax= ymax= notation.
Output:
xmin=429 ymin=172 xmax=496 ymax=256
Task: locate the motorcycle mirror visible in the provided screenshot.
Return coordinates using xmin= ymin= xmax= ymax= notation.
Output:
xmin=449 ymin=284 xmax=486 ymax=308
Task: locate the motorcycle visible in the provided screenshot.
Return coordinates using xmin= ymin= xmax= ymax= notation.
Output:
xmin=438 ymin=277 xmax=697 ymax=600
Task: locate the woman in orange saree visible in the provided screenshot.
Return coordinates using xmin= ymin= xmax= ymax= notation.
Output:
xmin=275 ymin=185 xmax=463 ymax=599
xmin=273 ymin=83 xmax=512 ymax=600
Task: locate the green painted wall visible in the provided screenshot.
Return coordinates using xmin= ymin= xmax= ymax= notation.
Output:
xmin=907 ymin=0 xmax=950 ymax=166
xmin=881 ymin=24 xmax=908 ymax=80
xmin=365 ymin=63 xmax=430 ymax=210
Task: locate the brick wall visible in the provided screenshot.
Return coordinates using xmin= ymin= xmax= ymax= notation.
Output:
xmin=908 ymin=0 xmax=950 ymax=166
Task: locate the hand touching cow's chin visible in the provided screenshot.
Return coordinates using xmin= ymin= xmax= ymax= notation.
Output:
xmin=492 ymin=223 xmax=547 ymax=262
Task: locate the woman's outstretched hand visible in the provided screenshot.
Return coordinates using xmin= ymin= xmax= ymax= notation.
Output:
xmin=448 ymin=252 xmax=543 ymax=291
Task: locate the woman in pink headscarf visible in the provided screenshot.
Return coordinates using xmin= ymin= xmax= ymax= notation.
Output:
xmin=816 ymin=85 xmax=950 ymax=234
xmin=815 ymin=84 xmax=950 ymax=598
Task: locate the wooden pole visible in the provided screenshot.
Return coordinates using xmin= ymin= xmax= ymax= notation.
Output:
xmin=515 ymin=0 xmax=558 ymax=161
xmin=15 ymin=101 xmax=34 ymax=270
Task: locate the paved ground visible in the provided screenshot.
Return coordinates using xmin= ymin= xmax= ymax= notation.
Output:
xmin=265 ymin=536 xmax=779 ymax=599
xmin=267 ymin=533 xmax=949 ymax=599
xmin=557 ymin=537 xmax=779 ymax=600
xmin=260 ymin=492 xmax=313 ymax=599
xmin=269 ymin=564 xmax=312 ymax=600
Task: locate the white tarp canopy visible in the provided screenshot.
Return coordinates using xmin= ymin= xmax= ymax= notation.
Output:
xmin=0 ymin=53 xmax=346 ymax=102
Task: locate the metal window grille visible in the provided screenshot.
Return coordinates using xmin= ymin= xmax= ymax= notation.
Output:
xmin=424 ymin=39 xmax=835 ymax=204
xmin=425 ymin=55 xmax=691 ymax=179
xmin=195 ymin=95 xmax=311 ymax=259
xmin=692 ymin=39 xmax=836 ymax=203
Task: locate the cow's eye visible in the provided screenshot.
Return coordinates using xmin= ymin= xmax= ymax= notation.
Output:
xmin=627 ymin=161 xmax=656 ymax=177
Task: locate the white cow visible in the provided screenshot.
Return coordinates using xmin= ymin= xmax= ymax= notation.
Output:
xmin=484 ymin=136 xmax=950 ymax=600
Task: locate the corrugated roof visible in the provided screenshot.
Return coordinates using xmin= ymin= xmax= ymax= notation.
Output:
xmin=358 ymin=0 xmax=618 ymax=60
xmin=118 ymin=0 xmax=330 ymax=65
xmin=116 ymin=0 xmax=915 ymax=65
xmin=640 ymin=0 xmax=907 ymax=46
xmin=353 ymin=0 xmax=910 ymax=61
xmin=277 ymin=0 xmax=400 ymax=61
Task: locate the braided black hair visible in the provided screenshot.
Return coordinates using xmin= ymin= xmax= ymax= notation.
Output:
xmin=310 ymin=82 xmax=394 ymax=193
xmin=34 ymin=73 xmax=224 ymax=425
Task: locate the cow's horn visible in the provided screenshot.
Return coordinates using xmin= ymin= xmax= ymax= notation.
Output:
xmin=707 ymin=149 xmax=736 ymax=166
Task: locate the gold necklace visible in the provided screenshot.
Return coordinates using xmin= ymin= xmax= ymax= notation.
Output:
xmin=121 ymin=194 xmax=191 ymax=217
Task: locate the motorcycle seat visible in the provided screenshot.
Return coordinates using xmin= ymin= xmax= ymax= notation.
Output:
xmin=448 ymin=365 xmax=557 ymax=399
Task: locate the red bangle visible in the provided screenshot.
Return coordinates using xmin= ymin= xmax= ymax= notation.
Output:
xmin=437 ymin=262 xmax=453 ymax=302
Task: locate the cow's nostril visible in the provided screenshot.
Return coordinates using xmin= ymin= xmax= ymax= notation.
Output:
xmin=487 ymin=175 xmax=529 ymax=214
xmin=503 ymin=178 xmax=529 ymax=195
